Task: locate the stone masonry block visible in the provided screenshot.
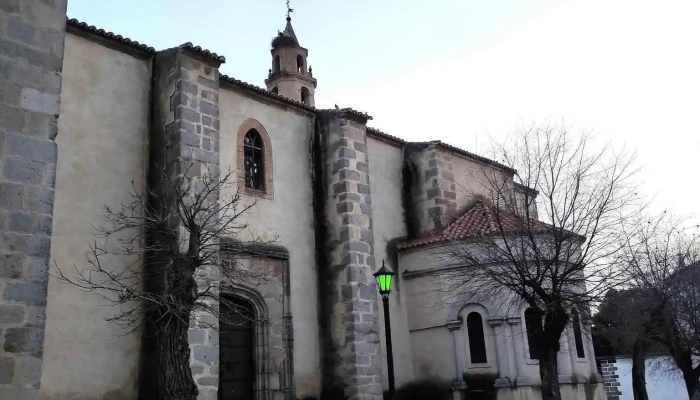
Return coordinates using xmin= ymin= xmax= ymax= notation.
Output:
xmin=15 ymin=355 xmax=42 ymax=385
xmin=197 ymin=76 xmax=217 ymax=90
xmin=353 ymin=142 xmax=367 ymax=153
xmin=2 ymin=156 xmax=44 ymax=185
xmin=188 ymin=329 xmax=206 ymax=345
xmin=192 ymin=345 xmax=218 ymax=363
xmin=25 ymin=257 xmax=48 ymax=283
xmin=4 ymin=282 xmax=47 ymax=305
xmin=20 ymin=88 xmax=59 ymax=115
xmin=0 ymin=253 xmax=24 ymax=279
xmin=0 ymin=304 xmax=25 ymax=324
xmin=339 ymin=169 xmax=362 ymax=182
xmin=8 ymin=211 xmax=34 ymax=233
xmin=0 ymin=357 xmax=15 ymax=384
xmin=199 ymin=101 xmax=217 ymax=117
xmin=25 ymin=306 xmax=44 ymax=327
xmin=3 ymin=327 xmax=44 ymax=355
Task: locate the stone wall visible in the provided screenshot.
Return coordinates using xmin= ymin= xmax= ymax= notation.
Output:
xmin=149 ymin=46 xmax=223 ymax=400
xmin=316 ymin=110 xmax=383 ymax=400
xmin=0 ymin=1 xmax=67 ymax=399
xmin=598 ymin=358 xmax=621 ymax=400
xmin=404 ymin=143 xmax=457 ymax=237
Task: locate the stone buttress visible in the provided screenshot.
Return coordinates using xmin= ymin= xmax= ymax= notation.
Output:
xmin=148 ymin=45 xmax=223 ymax=400
xmin=316 ymin=110 xmax=384 ymax=400
xmin=0 ymin=1 xmax=67 ymax=399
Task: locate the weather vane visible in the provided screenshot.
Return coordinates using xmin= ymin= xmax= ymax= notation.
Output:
xmin=286 ymin=0 xmax=294 ymax=19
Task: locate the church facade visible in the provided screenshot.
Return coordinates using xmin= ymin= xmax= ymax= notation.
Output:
xmin=0 ymin=3 xmax=606 ymax=400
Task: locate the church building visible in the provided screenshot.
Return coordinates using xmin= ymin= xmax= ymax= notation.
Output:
xmin=0 ymin=3 xmax=607 ymax=400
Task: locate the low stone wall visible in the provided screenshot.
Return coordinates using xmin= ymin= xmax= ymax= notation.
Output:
xmin=597 ymin=357 xmax=622 ymax=400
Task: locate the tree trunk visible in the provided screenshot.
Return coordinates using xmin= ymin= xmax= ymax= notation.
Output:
xmin=631 ymin=339 xmax=649 ymax=400
xmin=155 ymin=314 xmax=198 ymax=400
xmin=537 ymin=305 xmax=569 ymax=400
xmin=680 ymin=367 xmax=700 ymax=400
xmin=539 ymin=343 xmax=562 ymax=400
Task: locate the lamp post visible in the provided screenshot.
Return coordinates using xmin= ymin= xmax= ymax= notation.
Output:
xmin=374 ymin=260 xmax=396 ymax=396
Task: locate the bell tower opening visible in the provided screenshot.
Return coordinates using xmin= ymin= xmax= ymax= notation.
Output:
xmin=264 ymin=10 xmax=317 ymax=106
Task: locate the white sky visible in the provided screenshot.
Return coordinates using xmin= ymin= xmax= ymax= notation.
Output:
xmin=69 ymin=0 xmax=699 ymax=218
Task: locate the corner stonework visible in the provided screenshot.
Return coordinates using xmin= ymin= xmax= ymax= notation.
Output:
xmin=404 ymin=143 xmax=457 ymax=236
xmin=0 ymin=1 xmax=68 ymax=399
xmin=151 ymin=46 xmax=222 ymax=400
xmin=318 ymin=110 xmax=384 ymax=400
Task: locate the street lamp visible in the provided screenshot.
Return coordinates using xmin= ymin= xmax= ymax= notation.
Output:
xmin=374 ymin=260 xmax=396 ymax=396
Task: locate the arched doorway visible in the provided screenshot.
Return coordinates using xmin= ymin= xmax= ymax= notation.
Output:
xmin=219 ymin=297 xmax=255 ymax=400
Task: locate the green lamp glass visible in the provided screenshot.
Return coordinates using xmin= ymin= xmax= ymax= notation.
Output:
xmin=373 ymin=260 xmax=395 ymax=296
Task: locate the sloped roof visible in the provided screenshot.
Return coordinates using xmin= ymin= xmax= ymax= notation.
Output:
xmin=398 ymin=199 xmax=551 ymax=250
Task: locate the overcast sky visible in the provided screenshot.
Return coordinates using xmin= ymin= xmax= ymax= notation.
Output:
xmin=67 ymin=0 xmax=699 ymax=218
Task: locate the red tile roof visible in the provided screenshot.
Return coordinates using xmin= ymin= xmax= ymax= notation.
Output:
xmin=398 ymin=200 xmax=550 ymax=250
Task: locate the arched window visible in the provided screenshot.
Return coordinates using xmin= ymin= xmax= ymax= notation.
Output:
xmin=274 ymin=55 xmax=281 ymax=73
xmin=301 ymin=87 xmax=310 ymax=104
xmin=296 ymin=55 xmax=304 ymax=73
xmin=572 ymin=308 xmax=586 ymax=358
xmin=466 ymin=312 xmax=488 ymax=364
xmin=525 ymin=307 xmax=542 ymax=360
xmin=271 ymin=86 xmax=279 ymax=95
xmin=244 ymin=130 xmax=264 ymax=191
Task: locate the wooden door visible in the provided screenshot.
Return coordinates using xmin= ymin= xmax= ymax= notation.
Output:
xmin=219 ymin=299 xmax=255 ymax=400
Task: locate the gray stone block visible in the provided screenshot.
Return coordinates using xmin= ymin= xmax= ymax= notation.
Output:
xmin=0 ymin=387 xmax=42 ymax=400
xmin=339 ymin=169 xmax=361 ymax=182
xmin=8 ymin=211 xmax=34 ymax=233
xmin=190 ymin=365 xmax=204 ymax=375
xmin=188 ymin=329 xmax=206 ymax=345
xmin=3 ymin=327 xmax=44 ymax=355
xmin=7 ymin=16 xmax=37 ymax=47
xmin=26 ymin=112 xmax=56 ymax=139
xmin=197 ymin=376 xmax=218 ymax=386
xmin=338 ymin=147 xmax=356 ymax=159
xmin=199 ymin=101 xmax=218 ymax=117
xmin=197 ymin=388 xmax=217 ymax=400
xmin=197 ymin=76 xmax=218 ymax=90
xmin=25 ymin=306 xmax=45 ymax=327
xmin=0 ymin=0 xmax=20 ymax=13
xmin=4 ymin=282 xmax=47 ymax=305
xmin=177 ymin=80 xmax=198 ymax=95
xmin=180 ymin=131 xmax=201 ymax=147
xmin=33 ymin=215 xmax=51 ymax=235
xmin=25 ymin=257 xmax=48 ymax=283
xmin=25 ymin=235 xmax=50 ymax=257
xmin=2 ymin=156 xmax=44 ymax=185
xmin=0 ymin=304 xmax=25 ymax=323
xmin=0 ymin=104 xmax=26 ymax=132
xmin=0 ymin=357 xmax=15 ymax=384
xmin=192 ymin=345 xmax=218 ymax=363
xmin=25 ymin=186 xmax=54 ymax=214
xmin=15 ymin=355 xmax=41 ymax=385
xmin=0 ymin=253 xmax=24 ymax=279
xmin=336 ymin=202 xmax=354 ymax=214
xmin=178 ymin=106 xmax=200 ymax=123
xmin=353 ymin=142 xmax=367 ymax=153
xmin=0 ymin=79 xmax=21 ymax=105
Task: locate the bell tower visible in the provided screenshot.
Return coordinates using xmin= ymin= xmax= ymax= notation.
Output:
xmin=265 ymin=6 xmax=317 ymax=106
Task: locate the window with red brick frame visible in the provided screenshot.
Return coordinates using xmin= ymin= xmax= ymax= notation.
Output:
xmin=237 ymin=118 xmax=274 ymax=199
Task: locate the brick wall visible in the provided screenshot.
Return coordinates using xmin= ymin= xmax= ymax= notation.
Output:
xmin=598 ymin=357 xmax=621 ymax=400
xmin=0 ymin=1 xmax=67 ymax=399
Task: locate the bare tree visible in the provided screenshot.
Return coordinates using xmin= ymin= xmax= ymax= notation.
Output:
xmin=54 ymin=167 xmax=277 ymax=400
xmin=438 ymin=122 xmax=641 ymax=400
xmin=618 ymin=212 xmax=700 ymax=399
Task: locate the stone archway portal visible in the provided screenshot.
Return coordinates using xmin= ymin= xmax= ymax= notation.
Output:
xmin=219 ymin=298 xmax=255 ymax=400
